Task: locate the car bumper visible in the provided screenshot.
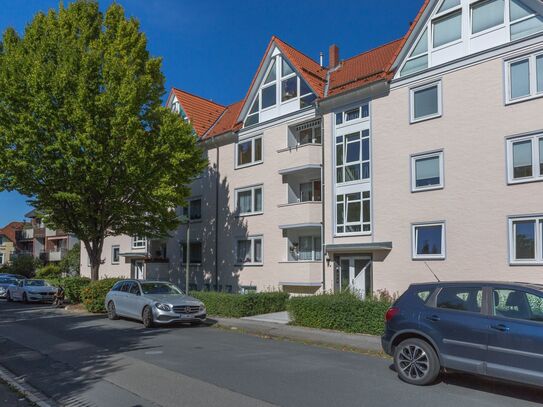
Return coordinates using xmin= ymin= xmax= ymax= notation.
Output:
xmin=153 ymin=309 xmax=207 ymax=324
xmin=0 ymin=293 xmax=7 ymax=299
xmin=27 ymin=293 xmax=55 ymax=302
xmin=381 ymin=329 xmax=395 ymax=356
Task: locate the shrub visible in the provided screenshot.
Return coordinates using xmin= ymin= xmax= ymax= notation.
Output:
xmin=36 ymin=264 xmax=62 ymax=279
xmin=55 ymin=276 xmax=91 ymax=303
xmin=5 ymin=255 xmax=41 ymax=278
xmin=287 ymin=292 xmax=392 ymax=336
xmin=81 ymin=278 xmax=122 ymax=313
xmin=59 ymin=243 xmax=81 ymax=275
xmin=190 ymin=291 xmax=289 ymax=318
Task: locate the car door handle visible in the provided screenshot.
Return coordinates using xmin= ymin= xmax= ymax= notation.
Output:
xmin=426 ymin=315 xmax=440 ymax=322
xmin=491 ymin=324 xmax=510 ymax=332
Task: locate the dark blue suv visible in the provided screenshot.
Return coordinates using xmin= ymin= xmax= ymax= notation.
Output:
xmin=382 ymin=281 xmax=543 ymax=387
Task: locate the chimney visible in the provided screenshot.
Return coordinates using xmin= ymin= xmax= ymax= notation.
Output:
xmin=319 ymin=51 xmax=324 ymax=67
xmin=329 ymin=44 xmax=339 ymax=69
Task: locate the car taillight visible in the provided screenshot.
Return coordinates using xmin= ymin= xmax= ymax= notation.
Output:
xmin=385 ymin=307 xmax=400 ymax=322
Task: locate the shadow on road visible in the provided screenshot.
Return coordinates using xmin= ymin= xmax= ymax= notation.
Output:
xmin=388 ymin=363 xmax=543 ymax=404
xmin=0 ymin=300 xmax=212 ymax=404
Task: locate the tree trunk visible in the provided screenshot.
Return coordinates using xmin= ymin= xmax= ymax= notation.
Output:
xmin=83 ymin=239 xmax=104 ymax=281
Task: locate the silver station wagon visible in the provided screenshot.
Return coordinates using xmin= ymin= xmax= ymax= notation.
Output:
xmin=105 ymin=280 xmax=206 ymax=328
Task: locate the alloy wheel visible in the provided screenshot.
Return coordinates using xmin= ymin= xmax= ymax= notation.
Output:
xmin=397 ymin=344 xmax=429 ymax=380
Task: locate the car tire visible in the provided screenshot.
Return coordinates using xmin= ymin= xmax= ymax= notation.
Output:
xmin=142 ymin=306 xmax=155 ymax=328
xmin=6 ymin=291 xmax=12 ymax=302
xmin=107 ymin=301 xmax=119 ymax=320
xmin=394 ymin=338 xmax=440 ymax=386
xmin=23 ymin=292 xmax=29 ymax=304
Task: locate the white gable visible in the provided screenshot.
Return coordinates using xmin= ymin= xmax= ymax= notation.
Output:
xmin=396 ymin=0 xmax=543 ymax=78
xmin=242 ymin=46 xmax=317 ymax=128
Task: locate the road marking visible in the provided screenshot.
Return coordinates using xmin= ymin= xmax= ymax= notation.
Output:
xmin=144 ymin=351 xmax=163 ymax=355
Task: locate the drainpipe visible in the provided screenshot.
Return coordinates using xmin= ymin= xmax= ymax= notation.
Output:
xmin=319 ymin=110 xmax=326 ymax=292
xmin=214 ymin=145 xmax=220 ymax=291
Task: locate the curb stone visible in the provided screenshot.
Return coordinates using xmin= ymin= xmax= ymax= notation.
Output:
xmin=0 ymin=364 xmax=58 ymax=407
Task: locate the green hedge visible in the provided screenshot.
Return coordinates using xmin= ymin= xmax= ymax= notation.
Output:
xmin=190 ymin=291 xmax=289 ymax=318
xmin=81 ymin=278 xmax=122 ymax=313
xmin=48 ymin=276 xmax=91 ymax=303
xmin=36 ymin=264 xmax=63 ymax=279
xmin=287 ymin=292 xmax=392 ymax=336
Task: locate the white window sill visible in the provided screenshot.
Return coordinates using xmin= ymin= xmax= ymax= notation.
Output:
xmin=509 ymin=260 xmax=543 ymax=266
xmin=507 ymin=176 xmax=543 ymax=185
xmin=278 ymin=201 xmax=322 ymax=208
xmin=412 ymin=255 xmax=446 ymax=261
xmin=236 ymin=212 xmax=264 ymax=218
xmin=235 ymin=161 xmax=263 ymax=170
xmin=277 ymin=143 xmax=322 ymax=153
xmin=334 ymin=231 xmax=372 ymax=238
xmin=335 ymin=178 xmax=371 ymax=187
xmin=505 ymin=92 xmax=543 ymax=106
xmin=279 ymin=261 xmax=322 ymax=264
xmin=411 ymin=185 xmax=444 ymax=193
xmin=410 ymin=112 xmax=442 ymax=124
xmin=111 ymin=262 xmax=120 ymax=265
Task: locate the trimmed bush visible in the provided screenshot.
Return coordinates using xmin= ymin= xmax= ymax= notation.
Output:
xmin=190 ymin=291 xmax=289 ymax=318
xmin=36 ymin=264 xmax=62 ymax=279
xmin=81 ymin=278 xmax=122 ymax=313
xmin=287 ymin=292 xmax=392 ymax=336
xmin=60 ymin=276 xmax=91 ymax=303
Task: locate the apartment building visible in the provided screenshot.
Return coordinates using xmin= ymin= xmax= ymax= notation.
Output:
xmin=0 ymin=222 xmax=24 ymax=266
xmin=82 ymin=0 xmax=543 ymax=296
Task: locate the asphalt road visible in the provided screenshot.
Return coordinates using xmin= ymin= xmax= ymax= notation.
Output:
xmin=0 ymin=301 xmax=542 ymax=407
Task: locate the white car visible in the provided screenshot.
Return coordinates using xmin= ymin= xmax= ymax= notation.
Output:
xmin=7 ymin=279 xmax=58 ymax=303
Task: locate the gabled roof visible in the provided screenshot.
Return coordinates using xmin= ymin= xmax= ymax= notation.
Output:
xmin=170 ymin=88 xmax=226 ymax=137
xmin=203 ymin=100 xmax=245 ymax=140
xmin=0 ymin=222 xmax=24 ymax=244
xmin=327 ymin=39 xmax=403 ymax=97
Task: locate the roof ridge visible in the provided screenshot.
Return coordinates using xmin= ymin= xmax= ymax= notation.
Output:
xmin=273 ymin=35 xmax=323 ymax=68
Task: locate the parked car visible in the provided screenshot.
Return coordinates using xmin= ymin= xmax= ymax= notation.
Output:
xmin=0 ymin=276 xmax=18 ymax=299
xmin=0 ymin=273 xmax=25 ymax=280
xmin=6 ymin=279 xmax=58 ymax=303
xmin=105 ymin=280 xmax=206 ymax=328
xmin=382 ymin=281 xmax=543 ymax=388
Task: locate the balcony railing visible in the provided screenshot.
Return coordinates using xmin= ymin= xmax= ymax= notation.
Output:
xmin=18 ymin=229 xmax=34 ymax=240
xmin=40 ymin=248 xmax=67 ymax=262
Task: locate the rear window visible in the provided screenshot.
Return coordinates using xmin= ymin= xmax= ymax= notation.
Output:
xmin=111 ymin=281 xmax=124 ymax=292
xmin=395 ymin=285 xmax=434 ymax=306
xmin=437 ymin=286 xmax=483 ymax=313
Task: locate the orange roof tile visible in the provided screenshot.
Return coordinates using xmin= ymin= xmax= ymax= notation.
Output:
xmin=0 ymin=221 xmax=24 ymax=244
xmin=327 ymin=39 xmax=403 ymax=96
xmin=171 ymin=88 xmax=225 ymax=137
xmin=203 ymin=100 xmax=245 ymax=140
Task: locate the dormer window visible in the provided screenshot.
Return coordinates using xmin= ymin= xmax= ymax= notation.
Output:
xmin=243 ymin=52 xmax=317 ymax=127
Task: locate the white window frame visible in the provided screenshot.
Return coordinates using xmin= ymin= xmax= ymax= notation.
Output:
xmin=507 ymin=133 xmax=543 ymax=184
xmin=335 ymin=103 xmax=370 ymax=128
xmin=335 ymin=129 xmax=371 ymax=185
xmin=296 ymin=235 xmax=322 ymax=262
xmin=111 ymin=245 xmax=120 ymax=265
xmin=509 ymin=216 xmax=543 ymax=264
xmin=470 ymin=0 xmax=506 ymax=37
xmin=412 ymin=222 xmax=446 ymax=260
xmin=335 ymin=191 xmax=371 ymax=236
xmin=410 ymin=81 xmax=443 ymax=123
xmin=505 ymin=51 xmax=543 ymax=104
xmin=291 ymin=119 xmax=322 ymax=147
xmin=0 ymin=253 xmax=4 ymax=265
xmin=299 ymin=179 xmax=321 ymax=203
xmin=236 ymin=136 xmax=263 ymax=169
xmin=132 ymin=236 xmax=147 ymax=250
xmin=236 ymin=236 xmax=263 ymax=266
xmin=431 ymin=8 xmax=463 ymax=50
xmin=411 ymin=150 xmax=445 ymax=192
xmin=235 ymin=185 xmax=264 ymax=216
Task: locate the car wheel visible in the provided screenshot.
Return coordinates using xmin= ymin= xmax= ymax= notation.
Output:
xmin=23 ymin=292 xmax=29 ymax=304
xmin=107 ymin=301 xmax=119 ymax=320
xmin=394 ymin=338 xmax=440 ymax=386
xmin=6 ymin=291 xmax=12 ymax=302
xmin=142 ymin=306 xmax=155 ymax=328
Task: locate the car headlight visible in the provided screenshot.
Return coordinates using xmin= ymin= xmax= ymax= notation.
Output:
xmin=199 ymin=304 xmax=206 ymax=312
xmin=0 ymin=287 xmax=5 ymax=294
xmin=155 ymin=303 xmax=171 ymax=312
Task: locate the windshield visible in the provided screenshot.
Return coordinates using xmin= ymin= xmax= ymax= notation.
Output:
xmin=0 ymin=277 xmax=15 ymax=284
xmin=140 ymin=282 xmax=182 ymax=295
xmin=26 ymin=280 xmax=49 ymax=287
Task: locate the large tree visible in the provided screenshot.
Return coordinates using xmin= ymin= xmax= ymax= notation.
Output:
xmin=0 ymin=1 xmax=206 ymax=280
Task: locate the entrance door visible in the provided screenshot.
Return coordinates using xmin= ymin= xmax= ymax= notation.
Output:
xmin=338 ymin=257 xmax=372 ymax=298
xmin=134 ymin=261 xmax=145 ymax=280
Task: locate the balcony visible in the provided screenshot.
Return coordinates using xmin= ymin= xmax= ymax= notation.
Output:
xmin=40 ymin=249 xmax=67 ymax=262
xmin=277 ymin=202 xmax=322 ymax=225
xmin=18 ymin=228 xmax=34 ymax=240
xmin=46 ymin=228 xmax=68 ymax=238
xmin=277 ymin=144 xmax=322 ymax=172
xmin=277 ymin=261 xmax=322 ymax=289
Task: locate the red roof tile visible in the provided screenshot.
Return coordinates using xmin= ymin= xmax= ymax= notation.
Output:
xmin=171 ymin=88 xmax=225 ymax=137
xmin=327 ymin=39 xmax=403 ymax=96
xmin=0 ymin=222 xmax=24 ymax=244
xmin=203 ymin=100 xmax=245 ymax=140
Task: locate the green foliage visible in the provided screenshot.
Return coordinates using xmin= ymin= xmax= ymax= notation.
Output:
xmin=1 ymin=255 xmax=41 ymax=278
xmin=36 ymin=264 xmax=62 ymax=279
xmin=287 ymin=292 xmax=392 ymax=336
xmin=59 ymin=243 xmax=81 ymax=275
xmin=81 ymin=278 xmax=121 ymax=313
xmin=47 ymin=276 xmax=91 ymax=303
xmin=190 ymin=291 xmax=289 ymax=318
xmin=0 ymin=1 xmax=207 ymax=280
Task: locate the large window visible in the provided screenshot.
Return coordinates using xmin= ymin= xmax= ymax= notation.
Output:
xmin=291 ymin=119 xmax=321 ymax=146
xmin=132 ymin=236 xmax=146 ymax=249
xmin=236 ymin=236 xmax=263 ymax=265
xmin=506 ymin=52 xmax=543 ymax=103
xmin=235 ymin=185 xmax=263 ymax=216
xmin=412 ymin=223 xmax=446 ymax=259
xmin=236 ymin=136 xmax=263 ymax=168
xmin=181 ymin=198 xmax=202 ymax=221
xmin=411 ymin=151 xmax=444 ymax=191
xmin=181 ymin=242 xmax=202 ymax=264
xmin=336 ymin=191 xmax=371 ymax=234
xmin=111 ymin=245 xmax=120 ymax=264
xmin=509 ymin=0 xmax=543 ymax=41
xmin=509 ymin=216 xmax=543 ymax=264
xmin=433 ymin=10 xmax=462 ymax=48
xmin=296 ymin=236 xmax=322 ymax=261
xmin=471 ymin=0 xmax=504 ymax=34
xmin=401 ymin=28 xmax=429 ymax=77
xmin=507 ymin=134 xmax=543 ymax=183
xmin=410 ymin=82 xmax=442 ymax=123
xmin=300 ymin=180 xmax=321 ymax=202
xmin=336 ymin=130 xmax=370 ymax=184
xmin=335 ymin=104 xmax=369 ymax=126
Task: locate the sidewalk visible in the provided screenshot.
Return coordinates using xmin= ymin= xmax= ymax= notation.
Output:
xmin=212 ymin=317 xmax=384 ymax=355
xmin=0 ymin=379 xmax=32 ymax=407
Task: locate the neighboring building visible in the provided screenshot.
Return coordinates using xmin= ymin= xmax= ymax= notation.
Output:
xmin=21 ymin=210 xmax=78 ymax=264
xmin=0 ymin=222 xmax=24 ymax=266
xmin=82 ymin=0 xmax=543 ymax=296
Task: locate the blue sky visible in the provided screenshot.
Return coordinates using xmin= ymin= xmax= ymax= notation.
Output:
xmin=0 ymin=0 xmax=423 ymax=226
